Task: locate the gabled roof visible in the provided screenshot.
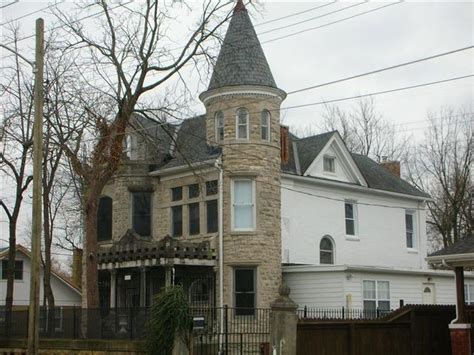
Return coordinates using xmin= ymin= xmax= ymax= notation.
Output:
xmin=428 ymin=237 xmax=474 ymax=258
xmin=207 ymin=0 xmax=277 ymax=90
xmin=0 ymin=245 xmax=82 ymax=295
xmin=296 ymin=132 xmax=335 ymax=173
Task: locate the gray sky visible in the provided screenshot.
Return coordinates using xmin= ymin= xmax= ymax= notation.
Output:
xmin=0 ymin=0 xmax=473 ymax=249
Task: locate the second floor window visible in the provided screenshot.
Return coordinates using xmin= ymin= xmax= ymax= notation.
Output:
xmin=236 ymin=108 xmax=249 ymax=140
xmin=189 ymin=203 xmax=200 ymax=235
xmin=215 ymin=111 xmax=224 ymax=142
xmin=188 ymin=184 xmax=200 ymax=199
xmin=320 ymin=236 xmax=334 ymax=264
xmin=207 ymin=200 xmax=218 ymax=233
xmin=1 ymin=260 xmax=23 ymax=280
xmin=171 ymin=186 xmax=182 ymax=201
xmin=345 ymin=202 xmax=356 ymax=236
xmin=206 ymin=180 xmax=218 ymax=196
xmin=405 ymin=212 xmax=415 ymax=248
xmin=132 ymin=192 xmax=151 ymax=236
xmin=232 ymin=179 xmax=255 ymax=231
xmin=97 ymin=196 xmax=113 ymax=241
xmin=261 ymin=110 xmax=270 ymax=141
xmin=172 ymin=205 xmax=183 ymax=237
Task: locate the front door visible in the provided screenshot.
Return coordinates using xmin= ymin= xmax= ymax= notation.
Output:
xmin=422 ymin=283 xmax=436 ymax=304
xmin=117 ymin=270 xmax=140 ymax=309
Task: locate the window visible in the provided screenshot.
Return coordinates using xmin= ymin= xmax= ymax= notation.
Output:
xmin=345 ymin=202 xmax=356 ymax=236
xmin=363 ymin=280 xmax=390 ymax=312
xmin=236 ymin=108 xmax=249 ymax=140
xmin=215 ymin=111 xmax=224 ymax=142
xmin=323 ymin=156 xmax=335 ymax=173
xmin=171 ymin=187 xmax=182 ymax=201
xmin=260 ymin=110 xmax=270 ymax=141
xmin=39 ymin=307 xmax=63 ymax=332
xmin=189 ymin=203 xmax=200 ymax=235
xmin=206 ymin=180 xmax=218 ymax=196
xmin=189 ymin=280 xmax=210 ymax=306
xmin=171 ymin=206 xmax=183 ymax=237
xmin=234 ymin=268 xmax=256 ymax=316
xmin=320 ymin=236 xmax=334 ymax=264
xmin=207 ymin=200 xmax=218 ymax=233
xmin=465 ymin=284 xmax=474 ymax=305
xmin=125 ymin=134 xmax=137 ymax=160
xmin=405 ymin=211 xmax=415 ymax=248
xmin=97 ymin=196 xmax=113 ymax=241
xmin=188 ymin=184 xmax=199 ymax=199
xmin=1 ymin=260 xmax=23 ymax=280
xmin=132 ymin=192 xmax=151 ymax=236
xmin=232 ymin=179 xmax=255 ymax=231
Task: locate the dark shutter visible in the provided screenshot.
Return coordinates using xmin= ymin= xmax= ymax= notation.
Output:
xmin=133 ymin=192 xmax=151 ymax=236
xmin=172 ymin=205 xmax=183 ymax=237
xmin=207 ymin=200 xmax=218 ymax=233
xmin=189 ymin=203 xmax=200 ymax=235
xmin=97 ymin=196 xmax=113 ymax=241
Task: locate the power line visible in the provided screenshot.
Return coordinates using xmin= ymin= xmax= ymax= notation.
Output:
xmin=254 ymin=2 xmax=337 ymax=27
xmin=262 ymin=1 xmax=402 ymax=45
xmin=0 ymin=1 xmax=18 ymax=10
xmin=0 ymin=1 xmax=63 ymax=27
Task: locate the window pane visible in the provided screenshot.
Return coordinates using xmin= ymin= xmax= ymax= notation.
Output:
xmin=320 ymin=237 xmax=333 ymax=251
xmin=406 ymin=232 xmax=413 ymax=248
xmin=172 ymin=206 xmax=183 ymax=237
xmin=234 ymin=181 xmax=252 ymax=204
xmin=133 ymin=192 xmax=151 ymax=236
xmin=189 ymin=203 xmax=200 ymax=235
xmin=215 ymin=111 xmax=224 ymax=142
xmin=261 ymin=110 xmax=270 ymax=141
xmin=324 ymin=157 xmax=335 ymax=172
xmin=378 ymin=301 xmax=390 ymax=311
xmin=235 ymin=293 xmax=255 ymax=310
xmin=377 ymin=281 xmax=390 ymax=300
xmin=405 ymin=213 xmax=413 ymax=231
xmin=97 ymin=196 xmax=113 ymax=241
xmin=363 ymin=281 xmax=376 ymax=299
xmin=345 ymin=219 xmax=355 ymax=236
xmin=345 ymin=203 xmax=353 ymax=218
xmin=235 ymin=269 xmax=254 ymax=292
xmin=15 ymin=261 xmax=23 ymax=280
xmin=188 ymin=184 xmax=199 ymax=199
xmin=206 ymin=180 xmax=218 ymax=195
xmin=238 ymin=125 xmax=247 ymax=139
xmin=207 ymin=200 xmax=218 ymax=233
xmin=234 ymin=206 xmax=253 ymax=229
xmin=363 ymin=300 xmax=376 ymax=310
xmin=320 ymin=251 xmax=333 ymax=264
xmin=172 ymin=187 xmax=182 ymax=201
xmin=469 ymin=285 xmax=474 ymax=303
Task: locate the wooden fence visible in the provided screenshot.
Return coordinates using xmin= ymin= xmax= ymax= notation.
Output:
xmin=297 ymin=304 xmax=455 ymax=355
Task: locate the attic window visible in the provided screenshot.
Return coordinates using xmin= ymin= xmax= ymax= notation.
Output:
xmin=323 ymin=156 xmax=335 ymax=173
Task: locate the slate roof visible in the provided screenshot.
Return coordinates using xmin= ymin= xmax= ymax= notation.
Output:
xmin=428 ymin=236 xmax=474 ymax=257
xmin=207 ymin=1 xmax=277 ymax=90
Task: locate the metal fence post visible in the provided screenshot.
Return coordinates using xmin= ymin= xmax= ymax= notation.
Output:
xmin=304 ymin=305 xmax=307 ymax=318
xmin=224 ymin=305 xmax=229 ymax=355
xmin=342 ymin=306 xmax=345 ymax=319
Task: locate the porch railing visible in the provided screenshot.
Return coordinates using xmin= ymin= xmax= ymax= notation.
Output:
xmin=298 ymin=306 xmax=393 ymax=320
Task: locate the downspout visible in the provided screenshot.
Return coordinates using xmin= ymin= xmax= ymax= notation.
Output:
xmin=215 ymin=159 xmax=224 ymax=332
xmin=444 ymin=259 xmax=460 ymax=324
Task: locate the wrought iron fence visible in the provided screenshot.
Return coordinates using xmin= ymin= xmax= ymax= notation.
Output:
xmin=298 ymin=306 xmax=393 ymax=320
xmin=0 ymin=305 xmax=271 ymax=355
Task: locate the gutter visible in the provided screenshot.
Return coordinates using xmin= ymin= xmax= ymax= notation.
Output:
xmin=281 ymin=173 xmax=433 ymax=203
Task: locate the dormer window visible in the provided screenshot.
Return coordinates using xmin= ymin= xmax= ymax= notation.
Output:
xmin=215 ymin=111 xmax=224 ymax=142
xmin=236 ymin=108 xmax=249 ymax=140
xmin=323 ymin=156 xmax=335 ymax=173
xmin=261 ymin=110 xmax=270 ymax=141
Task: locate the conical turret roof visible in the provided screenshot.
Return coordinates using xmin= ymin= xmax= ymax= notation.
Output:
xmin=207 ymin=1 xmax=277 ymax=90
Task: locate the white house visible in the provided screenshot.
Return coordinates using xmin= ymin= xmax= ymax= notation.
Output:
xmin=280 ymin=131 xmax=473 ymax=311
xmin=0 ymin=245 xmax=81 ymax=308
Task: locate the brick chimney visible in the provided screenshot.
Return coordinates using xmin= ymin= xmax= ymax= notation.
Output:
xmin=280 ymin=125 xmax=289 ymax=164
xmin=72 ymin=248 xmax=83 ymax=289
xmin=381 ymin=158 xmax=401 ymax=177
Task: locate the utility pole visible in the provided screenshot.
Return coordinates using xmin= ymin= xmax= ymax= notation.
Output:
xmin=27 ymin=17 xmax=44 ymax=355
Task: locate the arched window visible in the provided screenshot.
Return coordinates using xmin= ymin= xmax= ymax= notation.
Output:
xmin=260 ymin=110 xmax=270 ymax=141
xmin=236 ymin=108 xmax=249 ymax=140
xmin=189 ymin=280 xmax=210 ymax=306
xmin=97 ymin=196 xmax=113 ymax=241
xmin=320 ymin=236 xmax=334 ymax=264
xmin=215 ymin=111 xmax=224 ymax=142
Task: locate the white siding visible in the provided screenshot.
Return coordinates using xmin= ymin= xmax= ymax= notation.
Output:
xmin=0 ymin=252 xmax=81 ymax=307
xmin=281 ymin=176 xmax=428 ymax=270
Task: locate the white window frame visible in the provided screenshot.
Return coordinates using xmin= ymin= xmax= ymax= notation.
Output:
xmin=323 ymin=155 xmax=336 ymax=173
xmin=362 ymin=280 xmax=390 ymax=311
xmin=215 ymin=111 xmax=225 ymax=142
xmin=235 ymin=108 xmax=249 ymax=140
xmin=125 ymin=134 xmax=137 ymax=160
xmin=260 ymin=110 xmax=270 ymax=141
xmin=231 ymin=179 xmax=256 ymax=232
xmin=465 ymin=283 xmax=474 ymax=305
xmin=319 ymin=236 xmax=335 ymax=265
xmin=344 ymin=200 xmax=358 ymax=237
xmin=405 ymin=210 xmax=416 ymax=250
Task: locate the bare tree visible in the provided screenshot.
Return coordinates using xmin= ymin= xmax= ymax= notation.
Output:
xmin=0 ymin=30 xmax=34 ymax=334
xmin=317 ymin=96 xmax=409 ymax=161
xmin=48 ymin=0 xmax=233 ymax=309
xmin=406 ymin=107 xmax=473 ymax=249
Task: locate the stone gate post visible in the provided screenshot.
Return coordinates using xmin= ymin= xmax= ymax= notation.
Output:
xmin=270 ymin=284 xmax=298 ymax=355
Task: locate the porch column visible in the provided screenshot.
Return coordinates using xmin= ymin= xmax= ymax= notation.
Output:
xmin=455 ymin=266 xmax=466 ymax=323
xmin=110 ymin=269 xmax=116 ymax=309
xmin=140 ymin=266 xmax=147 ymax=307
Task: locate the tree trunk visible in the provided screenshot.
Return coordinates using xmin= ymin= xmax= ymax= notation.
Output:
xmin=4 ymin=221 xmax=17 ymax=337
xmin=42 ymin=189 xmax=56 ymax=336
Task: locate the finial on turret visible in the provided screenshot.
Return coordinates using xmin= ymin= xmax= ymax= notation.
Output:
xmin=234 ymin=0 xmax=247 ymax=13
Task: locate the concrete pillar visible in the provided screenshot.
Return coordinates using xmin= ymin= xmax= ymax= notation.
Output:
xmin=270 ymin=283 xmax=298 ymax=355
xmin=140 ymin=266 xmax=147 ymax=307
xmin=110 ymin=269 xmax=116 ymax=309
